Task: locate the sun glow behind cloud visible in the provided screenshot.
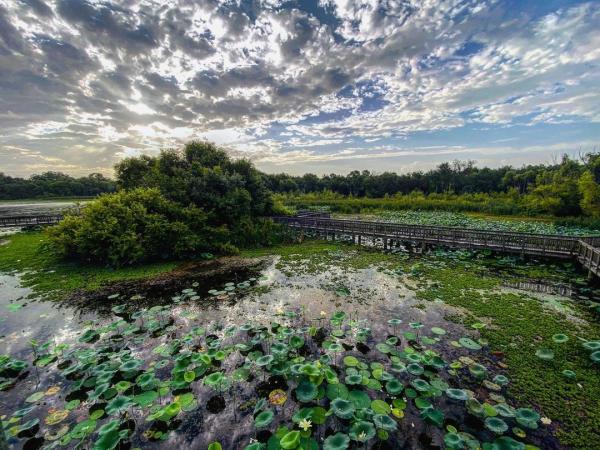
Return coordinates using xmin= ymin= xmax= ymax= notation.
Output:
xmin=0 ymin=0 xmax=599 ymax=176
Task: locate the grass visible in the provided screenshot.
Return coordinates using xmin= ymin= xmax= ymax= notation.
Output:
xmin=242 ymin=239 xmax=398 ymax=274
xmin=411 ymin=261 xmax=600 ymax=449
xmin=0 ymin=231 xmax=178 ymax=299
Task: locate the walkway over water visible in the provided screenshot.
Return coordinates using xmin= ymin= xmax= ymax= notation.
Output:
xmin=275 ymin=215 xmax=600 ymax=278
xmin=3 ymin=212 xmax=600 ymax=278
xmin=0 ymin=214 xmax=63 ymax=228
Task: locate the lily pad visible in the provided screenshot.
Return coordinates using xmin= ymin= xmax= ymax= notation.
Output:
xmin=254 ymin=410 xmax=274 ymax=429
xmin=323 ymin=433 xmax=350 ymax=450
xmin=331 ymin=398 xmax=355 ymax=419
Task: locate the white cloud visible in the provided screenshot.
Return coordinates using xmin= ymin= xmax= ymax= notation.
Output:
xmin=0 ymin=0 xmax=598 ymax=176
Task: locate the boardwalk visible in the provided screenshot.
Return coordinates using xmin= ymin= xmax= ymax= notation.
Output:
xmin=275 ymin=215 xmax=600 ymax=278
xmin=0 ymin=214 xmax=63 ymax=228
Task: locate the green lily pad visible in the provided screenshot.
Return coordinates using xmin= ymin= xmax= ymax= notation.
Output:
xmin=552 ymin=334 xmax=569 ymax=343
xmin=485 ymin=417 xmax=508 ymax=434
xmin=535 ymin=348 xmax=555 ymax=361
xmin=349 ymin=421 xmax=375 ymax=442
xmin=296 ymin=380 xmax=318 ymax=402
xmin=446 ymin=388 xmax=469 ymax=401
xmin=459 ymin=337 xmax=481 ymax=350
xmin=254 ymin=410 xmax=274 ymax=429
xmin=280 ymin=430 xmax=301 ymax=449
xmin=373 ymin=414 xmax=397 ymax=431
xmin=331 ymin=398 xmax=355 ymax=419
xmin=323 ymin=433 xmax=350 ymax=450
xmin=370 ymin=399 xmax=391 ymax=414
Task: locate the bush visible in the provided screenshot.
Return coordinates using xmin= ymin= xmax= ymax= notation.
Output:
xmin=46 ymin=188 xmax=218 ymax=266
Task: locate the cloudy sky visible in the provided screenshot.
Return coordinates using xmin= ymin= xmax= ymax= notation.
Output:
xmin=1 ymin=0 xmax=599 ymax=177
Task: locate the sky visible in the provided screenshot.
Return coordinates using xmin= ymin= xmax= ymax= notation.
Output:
xmin=0 ymin=0 xmax=599 ymax=178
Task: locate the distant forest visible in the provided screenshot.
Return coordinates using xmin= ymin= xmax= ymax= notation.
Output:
xmin=2 ymin=152 xmax=600 ymax=217
xmin=264 ymin=153 xmax=600 ymax=217
xmin=0 ymin=172 xmax=116 ymax=200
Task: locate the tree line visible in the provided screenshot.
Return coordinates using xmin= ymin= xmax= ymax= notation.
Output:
xmin=3 ymin=148 xmax=600 ymax=217
xmin=0 ymin=172 xmax=116 ymax=200
xmin=265 ymin=154 xmax=600 ymax=217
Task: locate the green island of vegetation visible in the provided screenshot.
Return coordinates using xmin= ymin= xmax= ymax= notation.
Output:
xmin=1 ymin=143 xmax=600 ymax=450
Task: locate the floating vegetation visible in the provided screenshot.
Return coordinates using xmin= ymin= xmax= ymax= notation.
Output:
xmin=2 ymin=290 xmax=556 ymax=450
xmin=374 ymin=210 xmax=600 ymax=236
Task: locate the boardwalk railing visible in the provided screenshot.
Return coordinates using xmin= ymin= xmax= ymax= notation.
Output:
xmin=0 ymin=215 xmax=64 ymax=228
xmin=275 ymin=215 xmax=600 ymax=277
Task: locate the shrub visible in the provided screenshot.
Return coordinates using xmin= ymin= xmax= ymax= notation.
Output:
xmin=46 ymin=188 xmax=218 ymax=266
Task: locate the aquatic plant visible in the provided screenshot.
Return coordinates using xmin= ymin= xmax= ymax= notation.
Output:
xmin=3 ymin=291 xmax=556 ymax=450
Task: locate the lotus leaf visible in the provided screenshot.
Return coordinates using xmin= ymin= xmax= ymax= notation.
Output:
xmin=376 ymin=343 xmax=391 ymax=354
xmin=458 ymin=337 xmax=481 ymax=350
xmin=296 ymin=380 xmax=318 ymax=402
xmin=415 ymin=396 xmax=432 ymax=410
xmin=491 ymin=436 xmax=525 ymax=449
xmin=552 ymin=334 xmax=569 ymax=343
xmin=133 ymin=390 xmax=158 ymax=407
xmin=290 ymin=335 xmax=304 ymax=349
xmin=421 ymin=408 xmax=444 ymax=427
xmin=331 ymin=398 xmax=355 ymax=419
xmin=244 ymin=443 xmax=266 ymax=450
xmin=411 ymin=378 xmax=430 ymax=392
xmin=370 ymin=399 xmax=391 ymax=414
xmin=79 ymin=329 xmax=99 ymax=343
xmin=373 ymin=414 xmax=397 ymax=431
xmin=345 ymin=374 xmax=362 ymax=385
xmin=25 ymin=391 xmax=45 ymax=403
xmin=385 ymin=379 xmax=403 ymax=395
xmin=92 ymin=420 xmax=126 ymax=450
xmin=106 ymin=396 xmax=133 ymax=416
xmin=326 ymin=383 xmax=349 ymax=400
xmin=495 ymin=403 xmax=516 ymax=418
xmin=468 ymin=363 xmax=487 ymax=379
xmin=343 ymin=355 xmax=359 ymax=366
xmin=280 ymin=430 xmax=301 ymax=449
xmin=582 ymin=340 xmax=600 ymax=351
xmin=348 ymin=390 xmax=371 ymax=409
xmin=114 ymin=380 xmax=131 ymax=392
xmin=349 ymin=421 xmax=375 ymax=442
xmin=323 ymin=432 xmax=350 ymax=450
xmin=204 ymin=372 xmax=225 ymax=387
xmin=535 ymin=348 xmax=555 ymax=361
xmin=493 ymin=374 xmax=509 ymax=386
xmin=444 ymin=432 xmax=463 ymax=449
xmin=407 ymin=363 xmax=424 ymax=375
xmin=366 ymin=378 xmax=382 ymax=390
xmin=45 ymin=409 xmax=68 ymax=425
xmin=515 ymin=408 xmax=540 ymax=429
xmin=269 ymin=389 xmax=287 ymax=406
xmin=254 ymin=409 xmax=274 ymax=429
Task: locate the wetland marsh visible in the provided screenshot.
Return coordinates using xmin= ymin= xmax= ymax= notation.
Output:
xmin=2 ymin=236 xmax=599 ymax=450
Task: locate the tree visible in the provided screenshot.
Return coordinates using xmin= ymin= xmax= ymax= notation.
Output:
xmin=578 ymin=171 xmax=600 ymax=217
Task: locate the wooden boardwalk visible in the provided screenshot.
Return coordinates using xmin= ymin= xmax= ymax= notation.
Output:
xmin=275 ymin=216 xmax=600 ymax=278
xmin=0 ymin=214 xmax=63 ymax=228
xmin=3 ymin=212 xmax=600 ymax=278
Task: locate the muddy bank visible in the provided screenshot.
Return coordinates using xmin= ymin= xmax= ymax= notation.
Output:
xmin=66 ymin=255 xmax=271 ymax=311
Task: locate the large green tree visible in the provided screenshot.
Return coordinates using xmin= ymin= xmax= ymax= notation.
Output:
xmin=114 ymin=141 xmax=274 ymax=225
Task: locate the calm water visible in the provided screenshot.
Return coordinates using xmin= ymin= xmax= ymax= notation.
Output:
xmin=0 ymin=201 xmax=85 ymax=218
